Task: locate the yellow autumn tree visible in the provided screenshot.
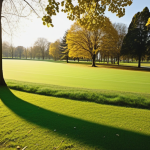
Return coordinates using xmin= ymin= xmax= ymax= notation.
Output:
xmin=100 ymin=33 xmax=118 ymax=63
xmin=67 ymin=18 xmax=116 ymax=67
xmin=43 ymin=0 xmax=133 ymax=31
xmin=99 ymin=22 xmax=118 ymax=63
xmin=49 ymin=40 xmax=60 ymax=61
xmin=100 ymin=23 xmax=127 ymax=65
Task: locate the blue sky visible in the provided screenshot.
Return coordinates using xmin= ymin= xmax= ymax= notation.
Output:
xmin=3 ymin=0 xmax=150 ymax=47
xmin=105 ymin=0 xmax=150 ymax=26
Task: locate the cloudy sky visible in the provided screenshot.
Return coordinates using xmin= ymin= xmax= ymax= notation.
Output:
xmin=2 ymin=0 xmax=150 ymax=48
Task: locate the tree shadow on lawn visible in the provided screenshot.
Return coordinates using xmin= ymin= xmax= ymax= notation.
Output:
xmin=1 ymin=86 xmax=150 ymax=150
xmin=95 ymin=63 xmax=150 ymax=72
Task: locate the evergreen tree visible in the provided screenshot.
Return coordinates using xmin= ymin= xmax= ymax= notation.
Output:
xmin=121 ymin=7 xmax=150 ymax=67
xmin=59 ymin=31 xmax=69 ymax=63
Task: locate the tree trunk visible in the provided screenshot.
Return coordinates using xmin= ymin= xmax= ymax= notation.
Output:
xmin=0 ymin=0 xmax=6 ymax=86
xmin=127 ymin=56 xmax=129 ymax=63
xmin=12 ymin=49 xmax=13 ymax=59
xmin=117 ymin=55 xmax=120 ymax=65
xmin=111 ymin=56 xmax=113 ymax=64
xmin=138 ymin=54 xmax=141 ymax=68
xmin=77 ymin=57 xmax=79 ymax=62
xmin=66 ymin=56 xmax=68 ymax=63
xmin=92 ymin=54 xmax=96 ymax=67
xmin=107 ymin=54 xmax=109 ymax=64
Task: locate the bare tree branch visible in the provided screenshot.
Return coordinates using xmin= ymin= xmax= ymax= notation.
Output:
xmin=23 ymin=0 xmax=41 ymax=18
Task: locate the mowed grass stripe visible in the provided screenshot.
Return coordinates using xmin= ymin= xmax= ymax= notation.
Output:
xmin=3 ymin=59 xmax=150 ymax=93
xmin=5 ymin=69 xmax=150 ymax=85
xmin=4 ymin=60 xmax=150 ymax=81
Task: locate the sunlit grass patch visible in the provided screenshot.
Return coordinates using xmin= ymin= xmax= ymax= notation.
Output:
xmin=0 ymin=87 xmax=150 ymax=150
xmin=3 ymin=59 xmax=150 ymax=93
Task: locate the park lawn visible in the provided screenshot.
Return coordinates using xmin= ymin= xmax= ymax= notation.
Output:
xmin=0 ymin=87 xmax=150 ymax=150
xmin=3 ymin=59 xmax=150 ymax=93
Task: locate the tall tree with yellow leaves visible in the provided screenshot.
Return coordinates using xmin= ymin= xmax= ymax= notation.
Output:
xmin=49 ymin=40 xmax=60 ymax=61
xmin=99 ymin=22 xmax=119 ymax=64
xmin=67 ymin=18 xmax=118 ymax=66
xmin=67 ymin=22 xmax=105 ymax=67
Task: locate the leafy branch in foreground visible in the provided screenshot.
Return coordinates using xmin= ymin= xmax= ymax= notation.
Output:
xmin=43 ymin=0 xmax=133 ymax=30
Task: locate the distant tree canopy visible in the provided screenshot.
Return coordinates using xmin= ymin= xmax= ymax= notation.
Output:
xmin=121 ymin=7 xmax=150 ymax=67
xmin=49 ymin=40 xmax=60 ymax=61
xmin=15 ymin=46 xmax=24 ymax=59
xmin=34 ymin=38 xmax=49 ymax=60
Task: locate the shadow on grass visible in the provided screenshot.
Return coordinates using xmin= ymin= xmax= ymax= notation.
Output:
xmin=96 ymin=63 xmax=150 ymax=72
xmin=1 ymin=86 xmax=150 ymax=150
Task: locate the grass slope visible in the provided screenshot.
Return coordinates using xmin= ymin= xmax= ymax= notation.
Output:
xmin=6 ymin=79 xmax=150 ymax=109
xmin=0 ymin=87 xmax=150 ymax=150
xmin=3 ymin=59 xmax=150 ymax=93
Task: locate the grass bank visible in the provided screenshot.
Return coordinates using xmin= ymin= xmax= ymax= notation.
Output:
xmin=6 ymin=79 xmax=150 ymax=109
xmin=1 ymin=87 xmax=150 ymax=150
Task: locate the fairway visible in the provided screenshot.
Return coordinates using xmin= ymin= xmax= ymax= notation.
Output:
xmin=3 ymin=59 xmax=150 ymax=93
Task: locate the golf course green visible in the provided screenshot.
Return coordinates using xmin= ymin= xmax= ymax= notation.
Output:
xmin=3 ymin=59 xmax=150 ymax=93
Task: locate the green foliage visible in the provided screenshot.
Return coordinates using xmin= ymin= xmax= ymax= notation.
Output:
xmin=59 ymin=31 xmax=69 ymax=63
xmin=121 ymin=7 xmax=150 ymax=61
xmin=6 ymin=79 xmax=150 ymax=109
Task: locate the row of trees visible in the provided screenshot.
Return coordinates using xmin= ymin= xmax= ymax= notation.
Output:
xmin=3 ymin=7 xmax=150 ymax=68
xmin=48 ymin=18 xmax=127 ymax=67
xmin=50 ymin=7 xmax=150 ymax=67
xmin=2 ymin=38 xmax=51 ymax=60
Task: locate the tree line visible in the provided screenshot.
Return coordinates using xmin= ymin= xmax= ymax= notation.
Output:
xmin=2 ymin=38 xmax=51 ymax=60
xmin=3 ymin=7 xmax=150 ymax=68
xmin=55 ymin=7 xmax=150 ymax=67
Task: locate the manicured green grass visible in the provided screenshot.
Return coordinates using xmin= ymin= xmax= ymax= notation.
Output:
xmin=6 ymin=79 xmax=150 ymax=109
xmin=1 ymin=87 xmax=150 ymax=150
xmin=3 ymin=59 xmax=150 ymax=94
